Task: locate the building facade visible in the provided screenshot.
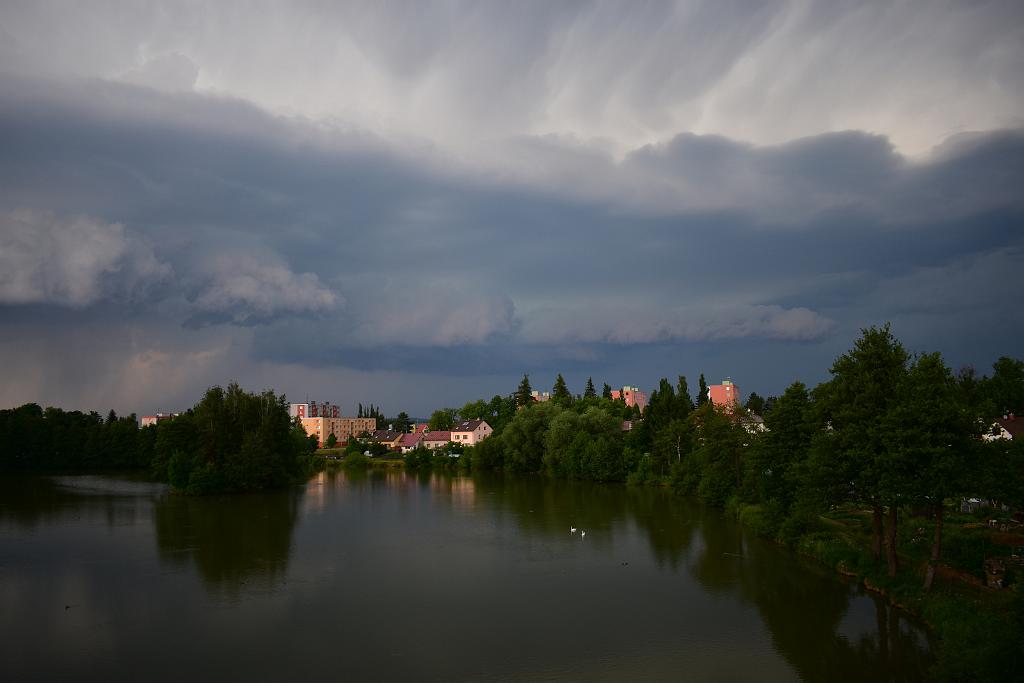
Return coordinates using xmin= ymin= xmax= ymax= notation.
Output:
xmin=289 ymin=401 xmax=341 ymax=419
xmin=450 ymin=419 xmax=492 ymax=445
xmin=610 ymin=386 xmax=648 ymax=412
xmin=300 ymin=416 xmax=376 ymax=447
xmin=708 ymin=379 xmax=741 ymax=412
xmin=140 ymin=412 xmax=177 ymax=428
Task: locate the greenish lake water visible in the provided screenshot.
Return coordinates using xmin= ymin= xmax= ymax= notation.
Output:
xmin=0 ymin=470 xmax=932 ymax=681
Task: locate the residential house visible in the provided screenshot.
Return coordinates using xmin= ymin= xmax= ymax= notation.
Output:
xmin=370 ymin=430 xmax=404 ymax=451
xmin=398 ymin=432 xmax=424 ymax=453
xmin=422 ymin=431 xmax=452 ymax=450
xmin=450 ymin=419 xmax=492 ymax=445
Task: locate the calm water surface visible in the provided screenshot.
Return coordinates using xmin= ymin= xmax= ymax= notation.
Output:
xmin=0 ymin=470 xmax=932 ymax=681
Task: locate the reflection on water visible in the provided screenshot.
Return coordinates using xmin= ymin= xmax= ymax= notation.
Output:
xmin=0 ymin=471 xmax=933 ymax=681
xmin=153 ymin=486 xmax=301 ymax=600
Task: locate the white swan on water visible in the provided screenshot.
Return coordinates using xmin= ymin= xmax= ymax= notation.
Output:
xmin=581 ymin=530 xmax=586 ymax=539
xmin=570 ymin=527 xmax=577 ymax=534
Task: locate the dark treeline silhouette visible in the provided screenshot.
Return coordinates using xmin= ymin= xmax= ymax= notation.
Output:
xmin=0 ymin=405 xmax=147 ymax=471
xmin=1 ymin=382 xmax=315 ymax=494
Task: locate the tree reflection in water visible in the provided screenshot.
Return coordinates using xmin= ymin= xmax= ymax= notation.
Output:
xmin=153 ymin=487 xmax=302 ymax=600
xmin=475 ymin=472 xmax=933 ymax=681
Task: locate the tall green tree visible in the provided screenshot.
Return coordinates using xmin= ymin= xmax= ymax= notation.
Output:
xmin=552 ymin=374 xmax=572 ymax=406
xmin=745 ymin=392 xmax=766 ymax=415
xmin=602 ymin=383 xmax=613 ymax=400
xmin=428 ymin=408 xmax=456 ymax=431
xmin=697 ymin=374 xmax=709 ymax=406
xmin=392 ymin=411 xmax=411 ymax=433
xmin=502 ymin=401 xmax=560 ymax=472
xmin=886 ymin=353 xmax=977 ymax=590
xmin=981 ymin=356 xmax=1024 ymax=416
xmin=753 ymin=382 xmax=815 ymax=520
xmin=809 ymin=324 xmax=909 ymax=575
xmin=515 ymin=374 xmax=533 ymax=408
xmin=676 ymin=376 xmax=694 ymax=414
xmin=584 ymin=377 xmax=597 ymax=399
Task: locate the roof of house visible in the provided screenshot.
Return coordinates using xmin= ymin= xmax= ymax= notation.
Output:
xmin=998 ymin=415 xmax=1023 ymax=439
xmin=370 ymin=430 xmax=403 ymax=442
xmin=423 ymin=430 xmax=451 ymax=442
xmin=398 ymin=433 xmax=423 ymax=447
xmin=452 ymin=419 xmax=488 ymax=432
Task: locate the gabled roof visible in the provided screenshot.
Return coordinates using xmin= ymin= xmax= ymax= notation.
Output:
xmin=452 ymin=419 xmax=488 ymax=432
xmin=423 ymin=430 xmax=451 ymax=442
xmin=370 ymin=430 xmax=403 ymax=442
xmin=398 ymin=433 xmax=423 ymax=447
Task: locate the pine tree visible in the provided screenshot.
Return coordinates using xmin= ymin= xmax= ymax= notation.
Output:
xmin=584 ymin=377 xmax=597 ymax=399
xmin=677 ymin=376 xmax=694 ymax=415
xmin=602 ymin=383 xmax=613 ymax=400
xmin=697 ymin=374 xmax=709 ymax=406
xmin=515 ymin=374 xmax=533 ymax=408
xmin=552 ymin=374 xmax=572 ymax=405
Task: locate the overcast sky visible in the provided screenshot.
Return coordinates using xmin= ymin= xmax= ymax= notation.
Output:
xmin=1 ymin=0 xmax=1022 ymax=417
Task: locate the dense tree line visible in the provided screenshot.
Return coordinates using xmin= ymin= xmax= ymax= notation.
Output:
xmin=0 ymin=405 xmax=147 ymax=471
xmin=447 ymin=325 xmax=1024 ymax=598
xmin=1 ymin=383 xmax=315 ymax=494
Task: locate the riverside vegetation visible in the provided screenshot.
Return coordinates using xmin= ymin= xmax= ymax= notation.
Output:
xmin=398 ymin=325 xmax=1024 ymax=680
xmin=2 ymin=325 xmax=1022 ymax=678
xmin=0 ymin=383 xmax=318 ymax=493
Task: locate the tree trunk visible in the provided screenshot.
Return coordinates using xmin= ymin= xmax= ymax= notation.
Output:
xmin=871 ymin=504 xmax=883 ymax=562
xmin=885 ymin=505 xmax=899 ymax=577
xmin=924 ymin=503 xmax=943 ymax=592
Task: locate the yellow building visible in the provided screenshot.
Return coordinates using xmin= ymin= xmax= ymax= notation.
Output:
xmin=300 ymin=416 xmax=376 ymax=447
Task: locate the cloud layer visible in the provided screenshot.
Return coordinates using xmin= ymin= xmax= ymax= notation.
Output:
xmin=0 ymin=209 xmax=170 ymax=306
xmin=0 ymin=1 xmax=1021 ymax=415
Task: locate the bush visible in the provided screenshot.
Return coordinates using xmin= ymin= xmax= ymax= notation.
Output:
xmin=343 ymin=451 xmax=369 ymax=468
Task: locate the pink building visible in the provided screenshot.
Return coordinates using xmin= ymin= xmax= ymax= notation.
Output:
xmin=610 ymin=386 xmax=648 ymax=412
xmin=140 ymin=412 xmax=176 ymax=428
xmin=708 ymin=379 xmax=741 ymax=412
xmin=450 ymin=419 xmax=492 ymax=445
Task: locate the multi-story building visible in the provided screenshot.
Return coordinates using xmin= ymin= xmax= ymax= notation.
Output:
xmin=610 ymin=386 xmax=648 ymax=412
xmin=300 ymin=416 xmax=376 ymax=447
xmin=531 ymin=390 xmax=551 ymax=402
xmin=708 ymin=379 xmax=741 ymax=412
xmin=140 ymin=412 xmax=177 ymax=428
xmin=289 ymin=401 xmax=341 ymax=419
xmin=450 ymin=419 xmax=492 ymax=445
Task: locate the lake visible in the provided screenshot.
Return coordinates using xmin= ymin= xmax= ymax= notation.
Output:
xmin=0 ymin=470 xmax=932 ymax=681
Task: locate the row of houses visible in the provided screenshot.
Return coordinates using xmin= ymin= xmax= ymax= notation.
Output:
xmin=368 ymin=420 xmax=494 ymax=453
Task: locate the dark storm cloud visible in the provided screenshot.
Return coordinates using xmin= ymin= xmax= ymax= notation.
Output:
xmin=0 ymin=70 xmax=1022 ymax=413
